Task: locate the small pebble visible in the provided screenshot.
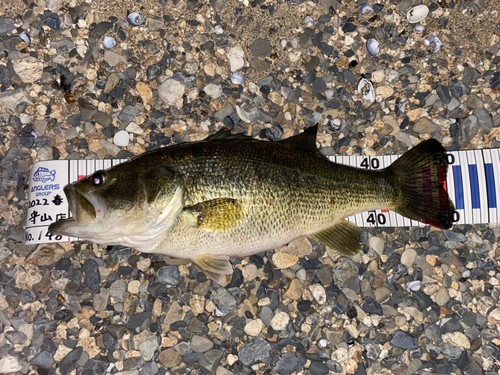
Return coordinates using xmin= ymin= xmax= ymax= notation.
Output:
xmin=113 ymin=130 xmax=130 ymax=147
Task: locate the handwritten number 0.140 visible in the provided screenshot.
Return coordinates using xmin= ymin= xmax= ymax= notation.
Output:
xmin=25 ymin=231 xmax=62 ymax=242
xmin=360 ymin=158 xmax=380 ymax=169
xmin=45 ymin=232 xmax=62 ymax=241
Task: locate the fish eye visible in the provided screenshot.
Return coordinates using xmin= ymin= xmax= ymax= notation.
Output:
xmin=92 ymin=172 xmax=106 ymax=186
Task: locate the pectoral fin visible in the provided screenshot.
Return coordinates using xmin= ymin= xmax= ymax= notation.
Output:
xmin=184 ymin=198 xmax=243 ymax=231
xmin=309 ymin=220 xmax=362 ymax=256
xmin=192 ymin=254 xmax=233 ymax=285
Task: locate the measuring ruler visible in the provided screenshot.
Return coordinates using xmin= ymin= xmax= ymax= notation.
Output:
xmin=25 ymin=148 xmax=500 ymax=245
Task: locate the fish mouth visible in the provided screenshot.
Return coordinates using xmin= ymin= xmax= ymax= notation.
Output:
xmin=48 ymin=184 xmax=109 ymax=237
xmin=65 ymin=184 xmax=109 ymax=222
xmin=48 ymin=216 xmax=77 ymax=237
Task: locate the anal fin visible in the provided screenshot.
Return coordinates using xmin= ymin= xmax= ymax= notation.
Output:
xmin=192 ymin=254 xmax=233 ymax=285
xmin=184 ymin=198 xmax=243 ymax=231
xmin=309 ymin=220 xmax=362 ymax=256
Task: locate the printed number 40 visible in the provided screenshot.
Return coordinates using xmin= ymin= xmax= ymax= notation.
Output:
xmin=367 ymin=212 xmax=386 ymax=225
xmin=360 ymin=158 xmax=380 ymax=169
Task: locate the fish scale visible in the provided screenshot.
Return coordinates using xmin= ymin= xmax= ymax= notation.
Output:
xmin=62 ymin=137 xmax=396 ymax=260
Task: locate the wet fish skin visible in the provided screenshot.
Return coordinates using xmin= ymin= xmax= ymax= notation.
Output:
xmin=49 ymin=126 xmax=455 ymax=283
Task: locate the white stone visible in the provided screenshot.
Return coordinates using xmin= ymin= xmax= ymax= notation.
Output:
xmin=227 ymin=44 xmax=245 ymax=72
xmin=204 ymin=83 xmax=222 ymax=99
xmin=489 ymin=308 xmax=500 ymax=321
xmin=401 ymin=248 xmax=417 ymax=267
xmin=244 ymin=319 xmax=264 ymax=336
xmin=228 ymin=54 xmax=245 ymax=72
xmin=242 ymin=264 xmax=258 ymax=281
xmin=309 ymin=284 xmax=326 ymax=304
xmin=13 ymin=56 xmax=43 ymax=83
xmin=369 ymin=236 xmax=385 ymax=255
xmin=126 ymin=122 xmax=144 ymax=135
xmin=159 ymin=78 xmax=185 ymax=105
xmin=407 ymin=280 xmax=421 ymax=291
xmin=0 ymin=355 xmax=22 ymax=373
xmin=113 ymin=130 xmax=130 ymax=147
xmin=270 ymin=312 xmax=290 ymax=331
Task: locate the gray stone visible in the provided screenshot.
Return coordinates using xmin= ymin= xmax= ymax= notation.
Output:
xmin=0 ymin=18 xmax=15 ymax=34
xmin=109 ymin=279 xmax=127 ymax=303
xmin=93 ymin=111 xmax=112 ymax=127
xmin=316 ymin=265 xmax=333 ymax=286
xmin=83 ymin=259 xmax=100 ymax=290
xmin=424 ymin=323 xmax=442 ymax=344
xmin=104 ymin=50 xmax=126 ymax=67
xmin=407 ymin=359 xmax=422 ymax=375
xmin=79 ymin=102 xmax=97 ymax=121
xmin=273 ymin=352 xmax=300 ymax=374
xmin=442 ymin=343 xmax=462 ymax=361
xmin=249 ymin=39 xmax=272 ymax=57
xmin=212 ymin=288 xmax=236 ymax=315
xmin=389 ymin=330 xmax=418 ymax=349
xmin=259 ymin=305 xmax=273 ymax=326
xmin=238 ymin=337 xmax=272 ymax=366
xmin=126 ymin=311 xmax=151 ymax=331
xmin=473 ymin=107 xmax=494 ymax=132
xmin=458 ymin=115 xmax=479 ymax=145
xmin=312 ymin=77 xmax=326 ymax=93
xmin=204 ymin=83 xmax=222 ymax=99
xmin=199 ymin=349 xmax=224 ymax=373
xmin=30 ymin=351 xmax=54 ymax=369
xmin=447 ymin=97 xmax=461 ymax=111
xmin=413 ymin=117 xmax=438 ymax=134
xmin=5 ymin=331 xmax=27 ymax=344
xmin=466 ymin=93 xmax=484 ymax=109
xmin=332 ymin=258 xmax=359 ymax=288
xmin=236 ymin=105 xmax=261 ymax=123
xmin=309 ymin=361 xmax=329 ymax=375
xmin=436 ymin=85 xmax=451 ymax=104
xmin=107 ymin=324 xmax=127 ymax=340
xmin=374 ymin=287 xmax=391 ymax=303
xmin=138 ymin=336 xmax=158 ymax=362
xmin=425 ymin=93 xmax=439 ymax=107
xmin=60 ymin=347 xmax=83 ymax=374
xmin=93 ymin=288 xmax=109 ymax=311
xmin=321 ymin=0 xmax=338 ymax=12
xmin=140 ymin=361 xmax=159 ymax=375
xmin=158 ymin=78 xmax=185 ymax=105
xmin=214 ymin=104 xmax=235 ymax=122
xmin=100 ymin=139 xmax=120 ymax=156
xmin=191 ymin=335 xmax=214 ymax=353
xmin=118 ymin=105 xmax=140 ymax=124
xmin=444 ymin=230 xmax=466 ymax=242
xmin=157 ymin=266 xmax=180 ymax=286
xmin=0 ymin=309 xmax=11 ymax=326
xmin=434 ymin=287 xmax=450 ymax=306
xmin=2 ymin=146 xmax=19 ymax=166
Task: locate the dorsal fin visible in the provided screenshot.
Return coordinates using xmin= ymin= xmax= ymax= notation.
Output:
xmin=279 ymin=125 xmax=319 ymax=152
xmin=204 ymin=128 xmax=253 ymax=141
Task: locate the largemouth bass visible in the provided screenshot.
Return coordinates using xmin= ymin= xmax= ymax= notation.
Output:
xmin=49 ymin=126 xmax=455 ymax=283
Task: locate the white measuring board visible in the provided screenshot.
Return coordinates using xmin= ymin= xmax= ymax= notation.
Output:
xmin=25 ymin=159 xmax=127 ymax=245
xmin=25 ymin=148 xmax=500 ymax=245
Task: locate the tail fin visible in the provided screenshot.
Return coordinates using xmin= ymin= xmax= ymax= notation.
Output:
xmin=387 ymin=139 xmax=456 ymax=229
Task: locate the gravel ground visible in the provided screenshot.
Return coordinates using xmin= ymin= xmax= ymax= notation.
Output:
xmin=1 ymin=0 xmax=500 ymax=374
